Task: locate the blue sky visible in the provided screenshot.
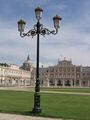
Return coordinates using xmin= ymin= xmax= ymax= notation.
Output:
xmin=0 ymin=0 xmax=90 ymax=67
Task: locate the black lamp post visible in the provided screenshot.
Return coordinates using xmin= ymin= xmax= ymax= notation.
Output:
xmin=17 ymin=7 xmax=62 ymax=113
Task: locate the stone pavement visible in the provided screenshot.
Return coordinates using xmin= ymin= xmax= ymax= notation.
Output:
xmin=0 ymin=86 xmax=90 ymax=96
xmin=0 ymin=113 xmax=62 ymax=120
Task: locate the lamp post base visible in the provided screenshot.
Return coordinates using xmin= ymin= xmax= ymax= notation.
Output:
xmin=32 ymin=93 xmax=41 ymax=113
xmin=32 ymin=107 xmax=41 ymax=113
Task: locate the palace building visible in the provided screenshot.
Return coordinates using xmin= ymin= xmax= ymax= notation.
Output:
xmin=32 ymin=59 xmax=90 ymax=87
xmin=47 ymin=59 xmax=82 ymax=87
xmin=0 ymin=56 xmax=90 ymax=87
xmin=0 ymin=55 xmax=33 ymax=86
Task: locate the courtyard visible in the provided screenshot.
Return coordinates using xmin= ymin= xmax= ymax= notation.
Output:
xmin=0 ymin=86 xmax=90 ymax=120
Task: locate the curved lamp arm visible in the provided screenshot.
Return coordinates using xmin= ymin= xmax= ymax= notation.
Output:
xmin=17 ymin=14 xmax=62 ymax=38
xmin=18 ymin=23 xmax=60 ymax=37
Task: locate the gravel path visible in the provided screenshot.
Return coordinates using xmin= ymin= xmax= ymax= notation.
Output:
xmin=0 ymin=113 xmax=62 ymax=120
xmin=41 ymin=90 xmax=90 ymax=95
xmin=0 ymin=86 xmax=90 ymax=96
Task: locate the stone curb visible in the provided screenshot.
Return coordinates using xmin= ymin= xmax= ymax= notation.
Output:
xmin=0 ymin=113 xmax=62 ymax=120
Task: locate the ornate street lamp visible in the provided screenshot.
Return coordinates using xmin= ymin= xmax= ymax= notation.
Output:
xmin=17 ymin=7 xmax=62 ymax=113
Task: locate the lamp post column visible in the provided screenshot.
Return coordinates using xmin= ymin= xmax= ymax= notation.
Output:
xmin=33 ymin=20 xmax=41 ymax=113
xmin=17 ymin=7 xmax=62 ymax=114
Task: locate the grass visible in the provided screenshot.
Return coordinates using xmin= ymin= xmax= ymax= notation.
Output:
xmin=0 ymin=90 xmax=90 ymax=120
xmin=0 ymin=90 xmax=33 ymax=115
xmin=41 ymin=87 xmax=90 ymax=93
xmin=42 ymin=93 xmax=90 ymax=120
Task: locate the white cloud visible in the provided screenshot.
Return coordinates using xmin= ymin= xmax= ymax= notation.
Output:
xmin=0 ymin=0 xmax=90 ymax=67
xmin=39 ymin=19 xmax=90 ymax=66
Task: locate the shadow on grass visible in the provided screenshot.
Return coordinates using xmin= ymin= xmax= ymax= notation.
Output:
xmin=0 ymin=110 xmax=43 ymax=117
xmin=0 ymin=110 xmax=61 ymax=119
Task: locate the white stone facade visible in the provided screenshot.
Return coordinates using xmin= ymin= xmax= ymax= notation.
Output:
xmin=47 ymin=60 xmax=82 ymax=87
xmin=0 ymin=57 xmax=90 ymax=87
xmin=0 ymin=56 xmax=33 ymax=86
xmin=32 ymin=59 xmax=90 ymax=87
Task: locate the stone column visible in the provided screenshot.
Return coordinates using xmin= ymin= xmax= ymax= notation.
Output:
xmin=71 ymin=79 xmax=73 ymax=87
xmin=17 ymin=79 xmax=20 ymax=86
xmin=2 ymin=80 xmax=5 ymax=86
xmin=79 ymin=79 xmax=82 ymax=87
xmin=55 ymin=79 xmax=57 ymax=86
xmin=47 ymin=78 xmax=49 ymax=87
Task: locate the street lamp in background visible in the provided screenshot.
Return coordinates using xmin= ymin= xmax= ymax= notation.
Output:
xmin=17 ymin=7 xmax=62 ymax=113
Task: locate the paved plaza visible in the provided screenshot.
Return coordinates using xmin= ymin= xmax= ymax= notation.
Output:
xmin=0 ymin=86 xmax=90 ymax=95
xmin=0 ymin=113 xmax=62 ymax=120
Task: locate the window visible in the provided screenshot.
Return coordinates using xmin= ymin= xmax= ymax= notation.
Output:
xmin=83 ymin=73 xmax=85 ymax=76
xmin=50 ymin=67 xmax=54 ymax=72
xmin=67 ymin=68 xmax=70 ymax=72
xmin=55 ymin=68 xmax=58 ymax=72
xmin=72 ymin=68 xmax=74 ymax=72
xmin=59 ymin=68 xmax=62 ymax=72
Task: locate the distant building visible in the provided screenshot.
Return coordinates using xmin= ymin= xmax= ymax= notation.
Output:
xmin=0 ymin=56 xmax=90 ymax=87
xmin=0 ymin=55 xmax=33 ymax=86
xmin=32 ymin=59 xmax=90 ymax=87
xmin=81 ymin=67 xmax=90 ymax=87
xmin=20 ymin=55 xmax=33 ymax=71
xmin=31 ymin=65 xmax=49 ymax=86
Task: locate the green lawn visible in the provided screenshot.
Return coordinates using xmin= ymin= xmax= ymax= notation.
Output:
xmin=41 ymin=87 xmax=90 ymax=93
xmin=0 ymin=90 xmax=90 ymax=120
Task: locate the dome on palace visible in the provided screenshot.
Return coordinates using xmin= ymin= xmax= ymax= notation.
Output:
xmin=20 ymin=55 xmax=33 ymax=71
xmin=24 ymin=55 xmax=32 ymax=64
